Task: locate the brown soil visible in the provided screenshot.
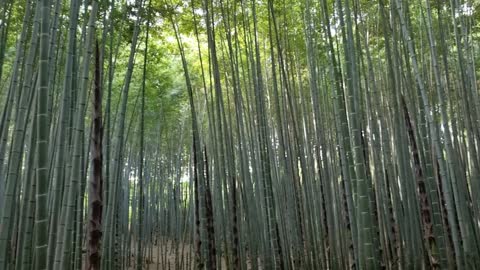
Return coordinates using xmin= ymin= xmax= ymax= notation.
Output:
xmin=127 ymin=239 xmax=228 ymax=270
xmin=126 ymin=239 xmax=263 ymax=269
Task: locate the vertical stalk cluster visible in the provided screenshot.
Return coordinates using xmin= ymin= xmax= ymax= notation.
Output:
xmin=0 ymin=0 xmax=478 ymax=269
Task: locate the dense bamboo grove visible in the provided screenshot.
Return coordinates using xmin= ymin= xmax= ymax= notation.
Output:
xmin=0 ymin=0 xmax=479 ymax=269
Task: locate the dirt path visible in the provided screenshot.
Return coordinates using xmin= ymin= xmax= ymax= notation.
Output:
xmin=127 ymin=239 xmax=228 ymax=270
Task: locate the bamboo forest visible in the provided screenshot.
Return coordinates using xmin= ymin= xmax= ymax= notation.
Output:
xmin=1 ymin=0 xmax=480 ymax=268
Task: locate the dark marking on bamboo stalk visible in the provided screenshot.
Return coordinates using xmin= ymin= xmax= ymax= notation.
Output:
xmin=272 ymin=219 xmax=285 ymax=270
xmin=231 ymin=175 xmax=240 ymax=270
xmin=86 ymin=40 xmax=103 ymax=270
xmin=292 ymin=171 xmax=305 ymax=268
xmin=318 ymin=169 xmax=329 ymax=264
xmin=337 ymin=146 xmax=354 ymax=270
xmin=203 ymin=146 xmax=216 ymax=270
xmin=385 ymin=170 xmax=400 ymax=267
xmin=360 ymin=127 xmax=385 ymax=269
xmin=435 ymin=159 xmax=455 ymax=261
xmin=193 ymin=154 xmax=203 ymax=269
xmin=401 ymin=95 xmax=439 ymax=269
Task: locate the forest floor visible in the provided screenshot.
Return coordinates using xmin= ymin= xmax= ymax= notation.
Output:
xmin=127 ymin=239 xmax=229 ymax=270
xmin=126 ymin=238 xmax=263 ymax=269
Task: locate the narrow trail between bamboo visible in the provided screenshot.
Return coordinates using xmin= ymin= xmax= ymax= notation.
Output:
xmin=126 ymin=238 xmax=263 ymax=269
xmin=127 ymin=239 xmax=230 ymax=270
